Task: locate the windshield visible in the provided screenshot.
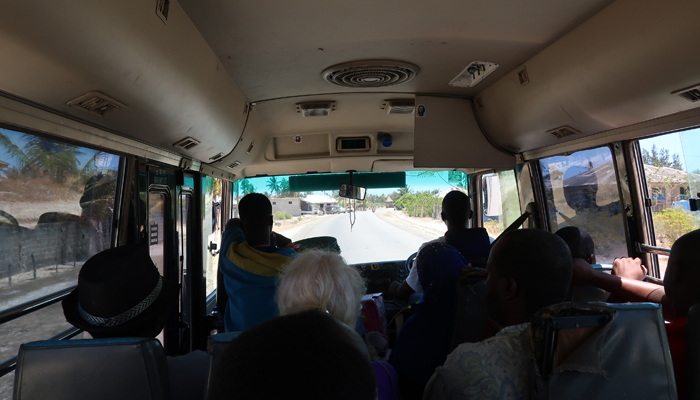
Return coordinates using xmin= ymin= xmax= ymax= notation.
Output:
xmin=233 ymin=171 xmax=469 ymax=264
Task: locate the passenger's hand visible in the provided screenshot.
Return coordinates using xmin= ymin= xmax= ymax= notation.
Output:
xmin=572 ymin=258 xmax=598 ymax=286
xmin=612 ymin=257 xmax=647 ymax=281
xmin=388 ymin=281 xmax=401 ymax=296
xmin=272 ymin=231 xmax=292 ymax=248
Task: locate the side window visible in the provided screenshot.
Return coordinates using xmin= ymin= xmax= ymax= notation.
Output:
xmin=203 ymin=176 xmax=223 ymax=297
xmin=481 ymin=170 xmax=520 ymax=238
xmin=539 ymin=147 xmax=627 ymax=263
xmin=0 ymin=127 xmax=120 ymax=391
xmin=638 ymin=128 xmax=700 ymax=277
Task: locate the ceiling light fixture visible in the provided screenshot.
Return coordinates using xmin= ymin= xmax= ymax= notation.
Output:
xmin=295 ymin=101 xmax=336 ymax=117
xmin=448 ymin=61 xmax=499 ymax=88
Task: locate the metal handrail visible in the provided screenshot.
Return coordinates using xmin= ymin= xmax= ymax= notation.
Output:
xmin=0 ymin=286 xmax=76 ymax=326
xmin=0 ymin=326 xmax=83 ymax=378
xmin=636 ymin=242 xmax=671 ymax=256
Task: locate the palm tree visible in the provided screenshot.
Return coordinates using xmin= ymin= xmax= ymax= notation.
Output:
xmin=24 ymin=136 xmax=83 ymax=183
xmin=266 ymin=177 xmax=281 ymax=197
xmin=279 ymin=178 xmax=292 ymax=197
xmin=397 ymin=186 xmax=413 ymax=197
xmin=241 ymin=179 xmax=255 ymax=195
xmin=0 ymin=132 xmax=31 ymax=171
xmin=0 ymin=131 xmax=83 ymax=184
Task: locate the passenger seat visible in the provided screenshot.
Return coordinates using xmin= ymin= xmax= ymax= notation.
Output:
xmin=529 ymin=302 xmax=677 ymax=400
xmin=687 ymin=301 xmax=700 ymax=400
xmin=13 ymin=337 xmax=170 ymax=400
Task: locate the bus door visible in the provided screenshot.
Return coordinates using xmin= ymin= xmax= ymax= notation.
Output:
xmin=141 ymin=164 xmax=180 ymax=354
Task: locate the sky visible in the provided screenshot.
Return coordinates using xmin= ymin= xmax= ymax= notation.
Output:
xmin=638 ymin=126 xmax=700 ymax=172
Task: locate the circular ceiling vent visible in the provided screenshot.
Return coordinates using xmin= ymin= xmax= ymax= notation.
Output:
xmin=322 ymin=60 xmax=420 ymax=88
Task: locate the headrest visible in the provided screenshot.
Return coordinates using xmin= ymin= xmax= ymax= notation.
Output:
xmin=14 ymin=338 xmax=169 ymax=400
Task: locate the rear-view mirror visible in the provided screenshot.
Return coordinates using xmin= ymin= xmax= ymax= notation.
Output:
xmin=339 ymin=184 xmax=366 ymax=201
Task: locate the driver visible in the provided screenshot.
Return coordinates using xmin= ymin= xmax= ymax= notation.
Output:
xmin=390 ymin=190 xmax=490 ymax=302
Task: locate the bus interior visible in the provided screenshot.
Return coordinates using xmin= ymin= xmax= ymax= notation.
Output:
xmin=1 ymin=0 xmax=700 ymax=398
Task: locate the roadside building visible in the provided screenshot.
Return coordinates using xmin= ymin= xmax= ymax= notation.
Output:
xmin=301 ymin=194 xmax=337 ymax=214
xmin=271 ymin=197 xmax=301 ymax=217
xmin=385 ymin=196 xmax=394 ymax=208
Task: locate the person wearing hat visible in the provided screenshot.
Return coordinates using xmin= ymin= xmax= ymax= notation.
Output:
xmin=62 ymin=245 xmax=208 ymax=400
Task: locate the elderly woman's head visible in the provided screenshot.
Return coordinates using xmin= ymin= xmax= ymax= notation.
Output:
xmin=277 ymin=250 xmax=366 ymax=328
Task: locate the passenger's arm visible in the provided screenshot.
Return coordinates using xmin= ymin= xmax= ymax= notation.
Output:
xmin=572 ymin=258 xmax=674 ymax=319
xmin=271 ymin=231 xmax=292 ymax=248
xmin=391 ymin=280 xmax=415 ymax=302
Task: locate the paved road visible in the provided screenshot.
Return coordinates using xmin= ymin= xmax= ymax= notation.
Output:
xmin=292 ymin=210 xmax=436 ymax=265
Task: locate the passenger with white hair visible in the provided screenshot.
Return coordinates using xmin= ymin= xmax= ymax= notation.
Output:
xmin=276 ymin=249 xmax=365 ymax=328
xmin=276 ymin=250 xmax=402 ymax=400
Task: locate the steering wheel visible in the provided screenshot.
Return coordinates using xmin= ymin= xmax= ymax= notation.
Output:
xmin=405 ymin=251 xmax=417 ymax=274
xmin=0 ymin=210 xmax=19 ymax=227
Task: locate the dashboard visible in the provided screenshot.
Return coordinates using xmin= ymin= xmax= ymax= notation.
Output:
xmin=351 ymin=260 xmax=408 ymax=295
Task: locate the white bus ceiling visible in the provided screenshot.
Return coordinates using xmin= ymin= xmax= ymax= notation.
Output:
xmin=1 ymin=1 xmax=700 ymax=177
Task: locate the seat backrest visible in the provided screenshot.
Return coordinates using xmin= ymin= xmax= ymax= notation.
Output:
xmin=444 ymin=228 xmax=491 ymax=268
xmin=530 ymin=302 xmax=678 ymax=400
xmin=13 ymin=337 xmax=170 ymax=400
xmin=687 ymin=301 xmax=700 ymax=400
xmin=448 ymin=268 xmax=487 ymax=351
xmin=204 ymin=331 xmax=243 ymax=399
xmin=373 ymin=361 xmax=402 ymax=400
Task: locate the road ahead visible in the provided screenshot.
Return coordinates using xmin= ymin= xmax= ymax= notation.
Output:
xmin=291 ymin=210 xmax=437 ymax=264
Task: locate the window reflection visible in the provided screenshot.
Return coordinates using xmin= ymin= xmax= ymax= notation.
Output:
xmin=540 ymin=147 xmax=627 ymax=263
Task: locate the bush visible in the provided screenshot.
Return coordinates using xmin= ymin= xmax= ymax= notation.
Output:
xmin=654 ymin=208 xmax=696 ymax=247
xmin=274 ymin=211 xmax=293 ymax=220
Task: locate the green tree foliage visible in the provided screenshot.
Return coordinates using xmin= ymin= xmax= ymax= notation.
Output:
xmin=642 ymin=144 xmax=683 ymax=169
xmin=0 ymin=132 xmax=31 ymax=171
xmin=654 ymin=207 xmax=696 ymax=247
xmin=0 ymin=132 xmax=83 ymax=184
xmin=266 ymin=177 xmax=281 ymax=197
xmin=279 ymin=178 xmax=293 ymax=197
xmin=213 ymin=178 xmax=222 ymax=197
xmin=25 ymin=136 xmax=83 ymax=184
xmin=397 ymin=186 xmax=413 ymax=197
xmin=233 ymin=179 xmax=256 ymax=199
xmin=395 ymin=190 xmax=440 ymax=216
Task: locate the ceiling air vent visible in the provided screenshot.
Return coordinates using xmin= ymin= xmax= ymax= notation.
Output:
xmin=322 ymin=60 xmax=420 ymax=88
xmin=296 ymin=101 xmax=336 ymax=117
xmin=66 ymin=91 xmax=126 ymax=116
xmin=209 ymin=153 xmax=225 ymax=162
xmin=227 ymin=161 xmax=241 ymax=169
xmin=381 ymin=99 xmax=415 ymax=115
xmin=673 ymin=84 xmax=700 ymax=102
xmin=173 ymin=136 xmax=201 ymax=150
xmin=547 ymin=125 xmax=580 ymax=139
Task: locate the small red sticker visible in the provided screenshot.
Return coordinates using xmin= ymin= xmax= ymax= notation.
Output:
xmin=294 ymin=135 xmax=302 ymax=143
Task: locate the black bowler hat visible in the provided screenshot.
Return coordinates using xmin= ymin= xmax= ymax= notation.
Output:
xmin=62 ymin=245 xmax=178 ymax=337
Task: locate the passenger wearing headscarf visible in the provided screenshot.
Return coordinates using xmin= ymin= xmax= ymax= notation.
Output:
xmin=389 ymin=243 xmax=466 ymax=400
